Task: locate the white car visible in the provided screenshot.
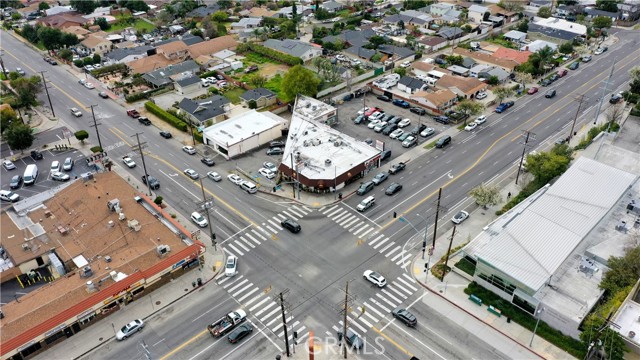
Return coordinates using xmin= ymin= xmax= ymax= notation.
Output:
xmin=367 ymin=119 xmax=381 ymax=129
xmin=474 ymin=115 xmax=487 ymax=125
xmin=370 ymin=111 xmax=384 ymax=120
xmin=476 ymin=92 xmax=487 ymax=100
xmin=389 ymin=129 xmax=404 ymax=139
xmin=3 ymin=160 xmax=16 ymax=170
xmin=190 ymin=211 xmax=208 ymax=227
xmin=184 ymin=169 xmax=199 ymax=180
xmin=420 ymin=127 xmax=435 ymax=138
xmin=50 ymin=160 xmax=61 ymax=173
xmin=397 ymin=118 xmax=411 ymax=128
xmin=400 ymin=61 xmax=411 ymax=68
xmin=225 ymin=255 xmax=238 ymax=277
xmin=116 ymin=319 xmax=144 ymax=341
xmin=228 ymin=174 xmax=243 ymax=185
xmin=373 ymin=122 xmax=388 ymax=132
xmin=182 ymin=145 xmax=196 ymax=155
xmin=357 ymin=107 xmax=370 ymax=115
xmin=363 ymin=270 xmax=387 ymax=288
xmin=464 ymin=122 xmax=478 ymax=131
xmin=51 ymin=171 xmax=70 ymax=182
xmin=402 ymin=136 xmax=417 ymax=147
xmin=259 ymin=168 xmax=275 ymax=179
xmin=451 ymin=210 xmax=469 ymax=224
xmin=83 ymin=82 xmax=95 ymax=90
xmin=263 ymin=161 xmax=277 ymax=172
xmin=122 ymin=157 xmax=136 ymax=168
xmin=207 ymin=171 xmax=221 ymax=181
xmin=594 ymin=48 xmax=604 ymax=55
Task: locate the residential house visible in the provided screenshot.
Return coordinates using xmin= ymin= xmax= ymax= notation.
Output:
xmin=187 ymin=36 xmax=239 ymax=60
xmin=154 ymin=34 xmax=204 ymax=47
xmin=434 ymin=74 xmax=486 ymax=99
xmin=412 ymin=61 xmax=441 ymax=78
xmin=478 ymin=66 xmax=510 ymax=83
xmin=521 ymin=39 xmax=558 ymax=53
xmin=37 ymin=13 xmax=88 ymax=29
xmin=63 ymin=25 xmax=91 ymax=41
xmin=428 ymin=3 xmax=461 ymax=23
xmin=454 ymin=48 xmax=519 ymax=73
xmin=446 ymin=65 xmax=470 ymax=77
xmin=529 ymin=0 xmax=553 ymax=8
xmin=275 ymin=4 xmax=313 ymax=19
xmin=230 ymin=18 xmax=263 ymax=32
xmin=247 ymin=7 xmax=277 ymax=18
xmin=383 ymin=11 xmax=433 ymax=32
xmin=487 ymin=4 xmax=518 ymax=23
xmin=410 ymin=89 xmax=457 ymax=112
xmin=583 ymin=7 xmax=618 ymax=21
xmin=619 ymin=2 xmax=640 ymax=21
xmin=468 ymin=4 xmax=490 ymax=23
xmin=503 ymin=30 xmax=527 ymax=44
xmin=179 ymin=95 xmax=230 ymax=126
xmin=80 ymin=34 xmax=112 ymax=55
xmin=418 ymin=36 xmax=447 ymax=52
xmin=344 ymin=46 xmax=376 ymax=61
xmin=469 ymin=64 xmax=492 ymax=78
xmin=44 ymin=5 xmax=73 ymax=17
xmin=322 ymin=29 xmax=377 ymax=48
xmin=321 ymin=1 xmax=344 ymax=13
xmin=142 ymin=60 xmax=200 ymax=88
xmin=437 ymin=27 xmax=464 ymax=40
xmin=529 ymin=17 xmax=587 ymax=44
xmin=174 ymin=76 xmax=202 ymax=96
xmin=461 ymin=57 xmax=477 ymax=69
xmin=397 ymin=76 xmax=428 ymax=94
xmin=263 ymin=39 xmax=322 ymax=62
xmin=104 ymin=45 xmax=153 ymax=64
xmin=492 ymin=47 xmax=532 ymax=66
xmin=377 ymin=44 xmax=416 ymax=64
xmin=156 ymin=40 xmax=189 ymax=61
xmin=186 ymin=4 xmax=221 ymax=19
xmin=127 ymin=54 xmax=175 ymax=74
xmin=240 ymin=88 xmax=277 ymax=109
xmin=429 ymin=3 xmax=455 ymax=17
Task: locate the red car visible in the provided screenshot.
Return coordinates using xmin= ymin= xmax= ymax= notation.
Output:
xmin=364 ymin=107 xmax=380 ymax=117
xmin=527 ymin=87 xmax=539 ymax=95
xmin=557 ymin=69 xmax=568 ymax=77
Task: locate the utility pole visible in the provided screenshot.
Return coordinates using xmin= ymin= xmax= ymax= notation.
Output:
xmin=341 ymin=281 xmax=349 ymax=359
xmin=593 ymin=58 xmax=617 ymax=125
xmin=196 ymin=179 xmax=216 ymax=251
xmin=274 ymin=289 xmax=291 ymax=357
xmin=568 ymin=94 xmax=586 ymax=142
xmin=131 ymin=133 xmax=152 ymax=196
xmin=441 ymin=225 xmax=456 ymax=282
xmin=90 ymin=105 xmax=103 ymax=151
xmin=515 ymin=130 xmax=536 ymax=185
xmin=39 ymin=71 xmax=55 ymax=117
xmin=431 ymin=188 xmax=442 ymax=251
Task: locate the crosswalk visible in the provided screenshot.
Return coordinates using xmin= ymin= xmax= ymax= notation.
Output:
xmin=319 ymin=205 xmax=413 ymax=268
xmin=223 ymin=205 xmax=314 ymax=258
xmin=329 ymin=273 xmax=418 ymax=338
xmin=216 ymin=273 xmax=309 ymax=344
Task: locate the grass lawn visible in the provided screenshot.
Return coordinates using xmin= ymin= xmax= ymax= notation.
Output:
xmin=109 ymin=18 xmax=156 ymax=33
xmin=265 ymin=74 xmax=285 ymax=100
xmin=243 ymin=52 xmax=277 ymax=65
xmin=222 ymin=87 xmax=246 ymax=105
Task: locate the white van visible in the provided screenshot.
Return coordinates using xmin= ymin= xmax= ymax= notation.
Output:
xmin=241 ymin=181 xmax=257 ymax=194
xmin=23 ymin=164 xmax=38 ymax=186
xmin=357 ymin=196 xmax=375 ymax=212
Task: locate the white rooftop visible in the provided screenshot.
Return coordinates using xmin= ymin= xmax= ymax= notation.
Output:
xmin=521 ymin=39 xmax=559 ymax=52
xmin=534 ymin=17 xmax=587 ymax=35
xmin=463 ymin=157 xmax=637 ymax=292
xmin=203 ymin=110 xmax=284 ymax=146
xmin=292 ymin=95 xmax=336 ymax=122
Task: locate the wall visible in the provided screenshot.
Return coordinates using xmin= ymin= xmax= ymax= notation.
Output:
xmin=214 ymin=125 xmax=282 ymax=159
xmin=316 ymin=69 xmax=377 ymax=98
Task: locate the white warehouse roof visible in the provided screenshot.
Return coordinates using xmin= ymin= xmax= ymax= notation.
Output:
xmin=203 ymin=110 xmax=284 ymax=146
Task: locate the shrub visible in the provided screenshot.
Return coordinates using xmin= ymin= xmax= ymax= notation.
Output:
xmin=125 ymin=91 xmax=149 ymax=103
xmin=90 ymin=63 xmax=127 ymax=77
xmin=90 ymin=146 xmax=103 ymax=153
xmin=74 ymin=130 xmax=89 ymax=143
xmin=73 ymin=59 xmax=84 ymax=67
xmin=144 ymin=101 xmax=188 ymax=131
xmin=154 ymin=196 xmax=163 ymax=205
xmin=248 ymin=99 xmax=257 ymax=109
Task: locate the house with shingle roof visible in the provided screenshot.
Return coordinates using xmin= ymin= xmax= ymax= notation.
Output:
xmin=410 ymin=89 xmax=457 ymax=112
xmin=454 ymin=48 xmax=519 ymax=72
xmin=468 ymin=4 xmax=490 ymax=23
xmin=434 ymin=74 xmax=486 ymax=99
xmin=321 ymin=1 xmax=344 ymax=13
xmin=240 ymin=88 xmax=277 ymax=109
xmin=179 ymin=95 xmax=230 ymax=126
xmin=157 ymin=40 xmax=189 ymax=61
xmin=187 ymin=36 xmax=239 ymax=60
xmin=80 ymin=34 xmax=112 ymax=55
xmin=344 ymin=46 xmax=376 ymax=60
xmin=398 ymin=76 xmax=428 ymax=94
xmin=37 ymin=13 xmax=88 ymax=29
xmin=142 ymin=60 xmax=200 ymax=88
xmin=186 ymin=3 xmax=220 ymax=19
xmin=154 ymin=34 xmax=204 ymax=47
xmin=377 ymin=44 xmax=416 ymax=63
xmin=104 ymin=45 xmax=154 ymax=64
xmin=231 ymin=17 xmax=263 ymax=32
xmin=174 ymin=76 xmax=202 ymax=95
xmin=263 ymin=39 xmax=322 ymax=62
xmin=504 ymin=30 xmax=527 ymax=43
xmin=63 ymin=25 xmax=91 ymax=41
xmin=493 ymin=47 xmax=532 ymax=65
xmin=321 ymin=29 xmax=376 ymax=48
xmin=418 ymin=36 xmax=447 ymax=52
xmin=437 ymin=27 xmax=464 ymax=40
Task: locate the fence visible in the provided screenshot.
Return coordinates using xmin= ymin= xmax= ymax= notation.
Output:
xmin=316 ymin=69 xmax=378 ymax=98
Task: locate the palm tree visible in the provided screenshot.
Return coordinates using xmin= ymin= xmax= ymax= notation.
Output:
xmin=531 ymin=46 xmax=555 ymax=76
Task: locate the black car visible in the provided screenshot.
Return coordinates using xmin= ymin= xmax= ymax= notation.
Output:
xmin=389 ymin=162 xmax=406 ymax=175
xmin=228 ymin=323 xmax=253 ymax=344
xmin=270 ymin=140 xmax=285 ymax=148
xmin=410 ymin=107 xmax=426 ymax=115
xmin=141 ymin=175 xmax=160 ymax=190
xmin=609 ymin=93 xmax=623 ymax=104
xmin=159 ymin=131 xmax=172 ymax=139
xmin=549 ymin=74 xmax=559 ymax=82
xmin=354 ymin=114 xmax=367 ymax=124
xmin=267 ymin=147 xmax=284 ymax=155
xmin=281 ymin=218 xmax=301 ymax=233
xmin=545 ymin=90 xmax=556 ymax=98
xmin=10 ymin=175 xmax=23 ymax=189
xmin=377 ymin=95 xmax=391 ymax=102
xmin=30 ymin=150 xmax=43 ymax=160
xmin=215 ymin=74 xmax=225 ymax=81
xmin=201 ymin=157 xmax=215 ymax=166
xmin=337 ymin=328 xmax=363 ymax=350
xmin=382 ymin=124 xmax=398 ymax=135
xmin=380 ymin=149 xmax=392 ymax=161
xmin=343 ymin=93 xmax=354 ymax=101
xmin=410 ymin=124 xmax=427 ymax=135
xmin=392 ymin=307 xmax=417 ymax=327
xmin=540 ymin=79 xmax=552 ymax=87
xmin=568 ymin=62 xmax=579 ymax=70
xmin=98 ymin=91 xmax=109 ymax=99
xmin=138 ymin=117 xmax=151 ymax=126
xmin=385 ymin=182 xmax=403 ymax=195
xmin=387 ymin=116 xmax=401 ymax=125
xmin=433 ymin=115 xmax=450 ymax=124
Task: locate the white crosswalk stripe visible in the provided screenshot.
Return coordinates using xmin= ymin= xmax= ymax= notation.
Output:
xmin=267 ymin=219 xmax=283 ymax=230
xmin=287 ymin=207 xmax=305 ymax=217
xmin=351 ymin=223 xmax=369 ymax=235
xmin=373 ymin=237 xmax=389 ymax=249
xmin=379 ymin=242 xmax=395 ymax=253
xmin=249 ymin=297 xmax=271 ymax=311
xmin=237 ymin=287 xmax=259 ymax=302
xmin=387 ymin=285 xmax=408 ymax=299
xmin=381 ymin=289 xmax=402 ymax=304
xmin=265 ymin=311 xmax=288 ymax=327
xmin=358 ymin=227 xmax=374 ymax=238
xmin=296 ymin=329 xmax=309 ymax=342
xmin=388 ymin=246 xmax=403 ymax=259
xmin=325 ymin=207 xmax=343 ymax=217
xmin=281 ymin=210 xmax=298 ymax=221
xmin=265 ymin=224 xmax=278 ymax=233
xmin=244 ymin=293 xmax=263 ymax=307
xmin=332 ymin=325 xmax=340 ymax=333
xmin=333 ymin=211 xmax=351 ymax=223
xmin=277 ymin=320 xmax=299 ymax=337
xmin=238 ymin=237 xmax=255 ymax=249
xmin=223 ymin=247 xmax=237 ymax=258
xmin=341 ymin=317 xmax=367 ymax=333
xmin=343 ymin=217 xmax=360 ymax=228
xmin=251 ymin=229 xmax=267 ymax=241
xmin=396 ymin=253 xmax=412 ymax=266
xmin=261 ymin=307 xmax=281 ymax=323
xmin=272 ymin=316 xmax=293 ymax=332
xmin=244 ymin=233 xmax=261 ymax=245
xmin=364 ymin=301 xmax=385 ymax=319
xmin=336 ymin=213 xmax=355 ymax=225
xmin=220 ymin=275 xmax=243 ymax=287
xmin=254 ymin=302 xmax=276 ymax=317
xmin=234 ymin=240 xmax=250 ymax=252
xmin=225 ymin=278 xmax=248 ymax=291
xmin=376 ymin=293 xmax=398 ymax=308
xmin=275 ymin=213 xmax=287 ymax=220
xmin=368 ymin=234 xmax=385 ymax=246
xmin=402 ymin=273 xmax=417 ymax=284
xmin=362 ymin=310 xmax=379 ymax=324
xmin=371 ymin=297 xmax=391 ymax=313
xmin=226 ymin=243 xmax=244 ymax=256
xmin=216 ymin=275 xmax=232 ymax=285
xmin=231 ymin=283 xmax=253 ymax=297
xmin=351 ymin=312 xmax=373 ymax=328
xmin=321 ymin=205 xmax=339 ymax=214
xmin=393 ymin=280 xmax=415 ymax=295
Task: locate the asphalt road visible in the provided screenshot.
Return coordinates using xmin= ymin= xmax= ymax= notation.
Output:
xmin=2 ymin=28 xmax=639 ymax=360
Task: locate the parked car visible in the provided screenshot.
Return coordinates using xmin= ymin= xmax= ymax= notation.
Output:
xmin=475 ymin=92 xmax=487 ymax=100
xmin=122 ymin=157 xmax=136 ymax=168
xmin=464 ymin=122 xmax=478 ymax=131
xmin=389 ymin=129 xmax=404 ymax=139
xmin=610 ymin=93 xmax=623 ymax=104
xmin=267 ymin=147 xmax=284 ymax=155
xmin=389 ymin=162 xmax=406 ymax=175
xmin=343 ymin=93 xmax=354 ymax=101
xmin=126 ymin=109 xmax=140 ymax=118
xmin=138 ymin=117 xmax=151 ymax=126
xmin=228 ymin=174 xmax=243 ymax=185
xmin=201 ymin=157 xmax=215 ymax=166
xmin=9 ymin=175 xmax=22 ymax=189
xmin=337 ymin=328 xmax=363 ymax=350
xmin=207 ymin=171 xmax=222 ymax=182
xmin=451 ymin=210 xmax=469 ymax=224
xmin=380 ymin=149 xmax=392 ymax=161
xmin=582 ymin=55 xmax=592 ymax=62
xmin=495 ymin=101 xmax=514 ymax=113
xmin=549 ymin=74 xmax=559 ymax=82
xmin=474 ymin=115 xmax=487 ymax=125
xmin=225 ymin=255 xmax=238 ymax=277
xmin=70 ymin=107 xmax=82 ymax=117
xmin=392 ymin=99 xmax=410 ymax=108
xmin=594 ymin=47 xmax=607 ymax=55
xmin=397 ymin=118 xmax=411 ymax=128
xmin=410 ymin=124 xmax=427 ymax=135
xmin=259 ymin=168 xmax=275 ymax=179
xmin=377 ymin=95 xmax=391 ymax=102
xmin=354 ymin=114 xmax=366 ymax=124
xmin=30 ymin=150 xmax=43 ymax=160
xmin=569 ymin=62 xmax=579 ymax=70
xmin=142 ymin=175 xmax=160 ymax=189
xmin=420 ymin=127 xmax=435 ymax=138
xmin=269 ymin=141 xmax=285 ymax=148
xmin=540 ymin=79 xmax=552 ymax=87
xmin=182 ymin=145 xmax=196 ymax=155
xmin=433 ymin=115 xmax=449 ymax=124
xmin=410 ymin=107 xmax=426 ymax=115
xmin=2 ymin=160 xmax=16 ymax=170
xmin=63 ymin=157 xmax=74 ymax=171
xmin=51 ymin=171 xmax=70 ymax=182
xmin=557 ymin=69 xmax=568 ymax=77
xmin=116 ymin=319 xmax=144 ymax=341
xmin=527 ymin=87 xmax=539 ymax=95
xmin=98 ymin=91 xmax=109 ymax=99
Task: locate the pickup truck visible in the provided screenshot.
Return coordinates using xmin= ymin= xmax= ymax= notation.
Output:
xmin=207 ymin=309 xmax=247 ymax=337
xmin=127 ymin=109 xmax=141 ymax=118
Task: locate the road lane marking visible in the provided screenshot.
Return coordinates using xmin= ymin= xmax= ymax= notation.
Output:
xmin=159 ymin=329 xmax=209 ymax=360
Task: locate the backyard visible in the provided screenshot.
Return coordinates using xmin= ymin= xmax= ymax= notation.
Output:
xmin=219 ymin=87 xmax=246 ymax=105
xmin=108 ymin=16 xmax=156 ymax=33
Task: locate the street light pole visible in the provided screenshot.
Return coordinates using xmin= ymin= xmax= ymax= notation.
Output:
xmin=197 ymin=179 xmax=216 ymax=250
xmin=415 ymin=214 xmax=429 ymax=260
xmin=39 ymin=71 xmax=55 ymax=117
xmin=529 ymin=307 xmax=545 ymax=347
xmin=593 ymin=58 xmax=617 ymax=125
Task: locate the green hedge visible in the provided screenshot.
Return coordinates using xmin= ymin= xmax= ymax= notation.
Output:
xmin=631 ymin=104 xmax=640 ymax=117
xmin=125 ymin=91 xmax=148 ymax=103
xmin=239 ymin=43 xmax=303 ymax=66
xmin=144 ymin=101 xmax=188 ymax=131
xmin=90 ymin=63 xmax=127 ymax=77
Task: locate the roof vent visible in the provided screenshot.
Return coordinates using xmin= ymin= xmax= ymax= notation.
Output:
xmin=325 ymin=159 xmax=332 ymax=165
xmin=334 ymin=140 xmax=342 ymax=146
xmin=86 ymin=281 xmax=97 ymax=292
xmin=303 ymin=140 xmax=309 ymax=147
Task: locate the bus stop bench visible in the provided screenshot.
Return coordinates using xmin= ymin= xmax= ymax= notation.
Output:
xmin=488 ymin=305 xmax=502 ymax=317
xmin=468 ymin=294 xmax=483 ymax=305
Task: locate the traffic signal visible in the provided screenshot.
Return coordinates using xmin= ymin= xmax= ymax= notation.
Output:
xmin=393 ymin=211 xmax=397 ymax=218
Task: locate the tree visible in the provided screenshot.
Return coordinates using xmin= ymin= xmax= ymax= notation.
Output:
xmin=606 ymin=104 xmax=624 ymax=124
xmin=93 ymin=54 xmax=101 ymax=64
xmin=121 ymin=0 xmax=149 ymax=12
xmin=155 ymin=9 xmax=174 ymax=26
xmin=526 ymin=150 xmax=571 ymax=186
xmin=212 ymin=11 xmax=228 ymax=22
xmin=600 ymin=246 xmax=640 ymax=295
xmin=446 ymin=55 xmax=463 ymax=66
xmin=20 ymin=24 xmax=39 ymax=43
xmin=216 ymin=22 xmax=227 ymax=36
xmin=455 ymin=100 xmax=484 ymax=125
xmin=248 ymin=99 xmax=257 ymax=109
xmin=61 ymin=33 xmax=79 ymax=47
xmin=493 ymin=86 xmax=515 ymax=104
xmin=497 ymin=1 xmax=524 ymax=12
xmin=191 ymin=28 xmax=203 ymax=38
xmin=469 ymin=184 xmax=501 ymax=209
xmin=367 ymin=35 xmax=386 ymax=49
xmin=218 ymin=0 xmax=232 ymax=10
xmin=37 ymin=26 xmax=63 ymax=51
xmin=59 ymin=49 xmax=73 ymax=62
xmin=313 ymin=57 xmax=341 ymax=84
xmin=393 ymin=68 xmax=406 ymax=77
xmin=592 ymin=16 xmax=613 ymax=30
xmin=398 ymin=20 xmax=405 ymax=30
xmin=558 ymin=42 xmax=574 ymax=54
xmin=537 ymin=6 xmax=552 ymax=18
xmin=95 ymin=17 xmax=110 ymax=30
xmin=1 ymin=107 xmax=19 ymax=134
xmin=629 ymin=66 xmax=640 ymax=82
xmin=281 ymin=65 xmax=321 ymax=102
xmin=74 ymin=130 xmax=89 ymax=144
xmin=3 ymin=123 xmax=34 ymax=152
xmin=39 ymin=2 xmax=50 ymax=11
xmin=517 ymin=19 xmax=529 ymax=33
xmin=70 ymin=0 xmax=98 ymax=14
xmin=249 ymin=74 xmax=267 ymax=88
xmin=10 ymin=76 xmax=42 ymax=108
xmin=596 ymin=0 xmax=618 ymax=12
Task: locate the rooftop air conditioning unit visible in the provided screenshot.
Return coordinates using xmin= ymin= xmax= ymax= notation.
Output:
xmin=107 ymin=199 xmax=120 ymax=211
xmin=325 ymin=159 xmax=332 ymax=165
xmin=156 ymin=245 xmax=171 ymax=256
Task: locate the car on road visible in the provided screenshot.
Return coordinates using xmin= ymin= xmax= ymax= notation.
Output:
xmin=402 ymin=136 xmax=416 ymax=148
xmin=0 ymin=190 xmax=20 ymax=202
xmin=433 ymin=115 xmax=449 ymax=124
xmin=266 ymin=147 xmax=284 ymax=156
xmin=392 ymin=99 xmax=410 ymax=108
xmin=475 ymin=92 xmax=487 ymax=100
xmin=527 ymin=87 xmax=538 ymax=95
xmin=410 ymin=107 xmax=426 ymax=115
xmin=451 ymin=210 xmax=469 ymax=224
xmin=371 ymin=172 xmax=388 ymax=185
xmin=385 ymin=182 xmax=402 ymax=195
xmin=10 ymin=175 xmax=22 ymax=189
xmin=397 ymin=118 xmax=411 ymax=128
xmin=377 ymin=95 xmax=391 ymax=102
xmin=263 ymin=162 xmax=277 ymax=172
xmin=474 ymin=115 xmax=487 ymax=125
xmin=357 ymin=181 xmax=375 ymax=195
xmin=337 ymin=328 xmax=363 ymax=350
xmin=610 ymin=93 xmax=623 ymax=104
xmin=70 ymin=107 xmax=82 ymax=117
xmin=569 ymin=62 xmax=579 ymax=70
xmin=228 ymin=174 xmax=243 ymax=185
xmin=141 ymin=175 xmax=160 ymax=189
xmin=363 ymin=270 xmax=387 ymax=288
xmin=83 ymin=82 xmax=95 ymax=90
xmin=2 ymin=160 xmax=16 ymax=170
xmin=389 ymin=129 xmax=404 ymax=139
xmin=207 ymin=171 xmax=221 ymax=181
xmin=495 ymin=101 xmax=514 ymax=113
xmin=116 ymin=319 xmax=144 ymax=341
xmin=30 ymin=150 xmax=43 ymax=160
xmin=16 ymin=67 xmax=25 ymax=76
xmin=126 ymin=109 xmax=141 ymax=118
xmin=259 ymin=168 xmax=275 ymax=179
xmin=201 ymin=157 xmax=215 ymax=166
xmin=582 ymin=55 xmax=592 ymax=62
xmin=98 ymin=91 xmax=109 ymax=99
xmin=389 ymin=162 xmax=406 ymax=175
xmin=182 ymin=145 xmax=196 ymax=155
xmin=225 ymin=255 xmax=237 ymax=277
xmin=159 ymin=131 xmax=172 ymax=139
xmin=281 ymin=218 xmax=301 ymax=233
xmin=51 ymin=171 xmax=70 ymax=182
xmin=545 ymin=89 xmax=557 ymax=98
xmin=392 ymin=308 xmax=417 ymax=327
xmin=62 ymin=157 xmax=74 ymax=171
xmin=138 ymin=117 xmax=151 ymax=126
xmin=122 ymin=157 xmax=136 ymax=168
xmin=464 ymin=122 xmax=477 ymax=131
xmin=190 ymin=211 xmax=208 ymax=227
xmin=184 ymin=169 xmax=199 ymax=180
xmin=594 ymin=46 xmax=607 ymax=55
xmin=228 ymin=323 xmax=253 ymax=344
xmin=420 ymin=127 xmax=435 ymax=138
